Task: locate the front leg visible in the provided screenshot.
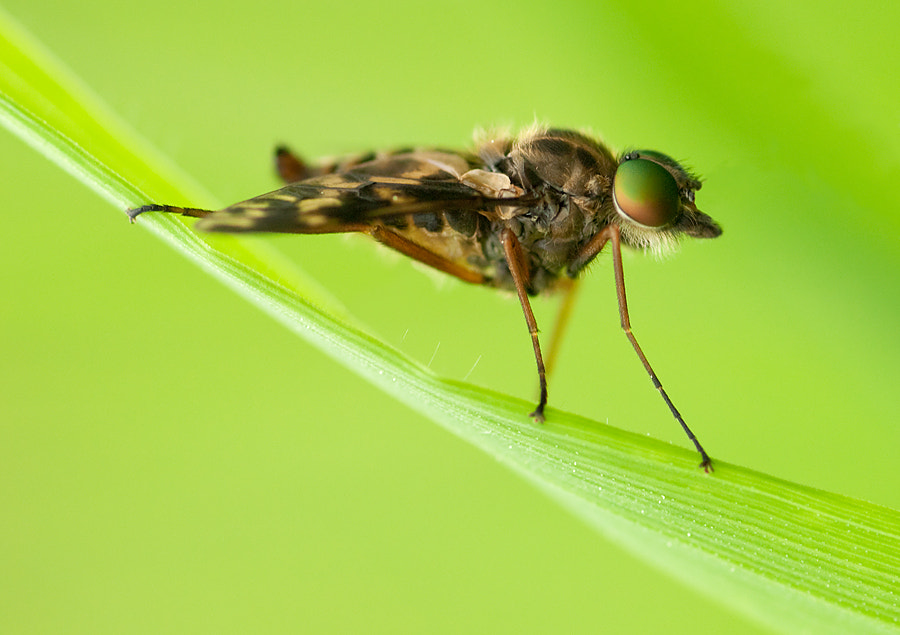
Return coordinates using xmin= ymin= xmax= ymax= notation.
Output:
xmin=577 ymin=224 xmax=713 ymax=471
xmin=499 ymin=227 xmax=548 ymax=422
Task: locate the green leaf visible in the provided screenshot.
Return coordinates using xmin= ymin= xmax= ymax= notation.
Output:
xmin=2 ymin=9 xmax=898 ymax=634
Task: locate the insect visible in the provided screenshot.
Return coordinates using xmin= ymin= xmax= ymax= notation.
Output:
xmin=129 ymin=125 xmax=722 ymax=470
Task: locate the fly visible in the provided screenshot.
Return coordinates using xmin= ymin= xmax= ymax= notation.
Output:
xmin=129 ymin=125 xmax=723 ymax=470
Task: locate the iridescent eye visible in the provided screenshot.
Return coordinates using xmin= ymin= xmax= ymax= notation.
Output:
xmin=613 ymin=158 xmax=681 ymax=228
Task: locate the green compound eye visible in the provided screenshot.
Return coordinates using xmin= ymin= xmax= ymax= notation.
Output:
xmin=613 ymin=158 xmax=681 ymax=228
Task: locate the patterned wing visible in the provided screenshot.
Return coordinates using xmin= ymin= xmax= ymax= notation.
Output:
xmin=195 ymin=150 xmax=530 ymax=234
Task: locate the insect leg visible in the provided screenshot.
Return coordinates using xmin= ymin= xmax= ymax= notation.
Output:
xmin=274 ymin=146 xmax=312 ymax=183
xmin=602 ymin=224 xmax=713 ymax=471
xmin=274 ymin=146 xmax=379 ymax=184
xmin=499 ymin=227 xmax=548 ymax=422
xmin=544 ymin=277 xmax=581 ymax=380
xmin=227 ymin=219 xmax=488 ymax=285
xmin=365 ymin=225 xmax=488 ymax=285
xmin=126 ymin=205 xmax=214 ymax=223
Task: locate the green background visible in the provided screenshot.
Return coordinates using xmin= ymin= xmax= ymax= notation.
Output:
xmin=2 ymin=0 xmax=898 ymax=633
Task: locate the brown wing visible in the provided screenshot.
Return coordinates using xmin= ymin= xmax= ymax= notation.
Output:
xmin=194 ymin=150 xmax=533 ymax=235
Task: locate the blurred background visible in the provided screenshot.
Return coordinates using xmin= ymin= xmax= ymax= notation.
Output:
xmin=2 ymin=0 xmax=898 ymax=632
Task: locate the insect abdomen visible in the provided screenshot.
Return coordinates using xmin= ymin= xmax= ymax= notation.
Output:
xmin=379 ymin=209 xmax=491 ymax=277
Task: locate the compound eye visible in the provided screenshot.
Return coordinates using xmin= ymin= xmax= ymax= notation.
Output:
xmin=613 ymin=158 xmax=681 ymax=228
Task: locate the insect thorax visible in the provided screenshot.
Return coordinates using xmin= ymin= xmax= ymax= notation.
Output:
xmin=475 ymin=128 xmax=619 ymax=294
xmin=375 ymin=129 xmax=620 ymax=295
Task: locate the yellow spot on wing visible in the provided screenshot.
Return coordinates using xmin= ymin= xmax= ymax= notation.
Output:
xmin=209 ymin=216 xmax=257 ymax=229
xmin=371 ymin=185 xmax=415 ymax=203
xmin=298 ymin=198 xmax=342 ymax=212
xmin=308 ymin=174 xmax=362 ymax=189
xmin=298 ymin=213 xmax=329 ymax=227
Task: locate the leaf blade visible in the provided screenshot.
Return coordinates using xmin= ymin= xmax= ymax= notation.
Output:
xmin=2 ymin=9 xmax=898 ymax=633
